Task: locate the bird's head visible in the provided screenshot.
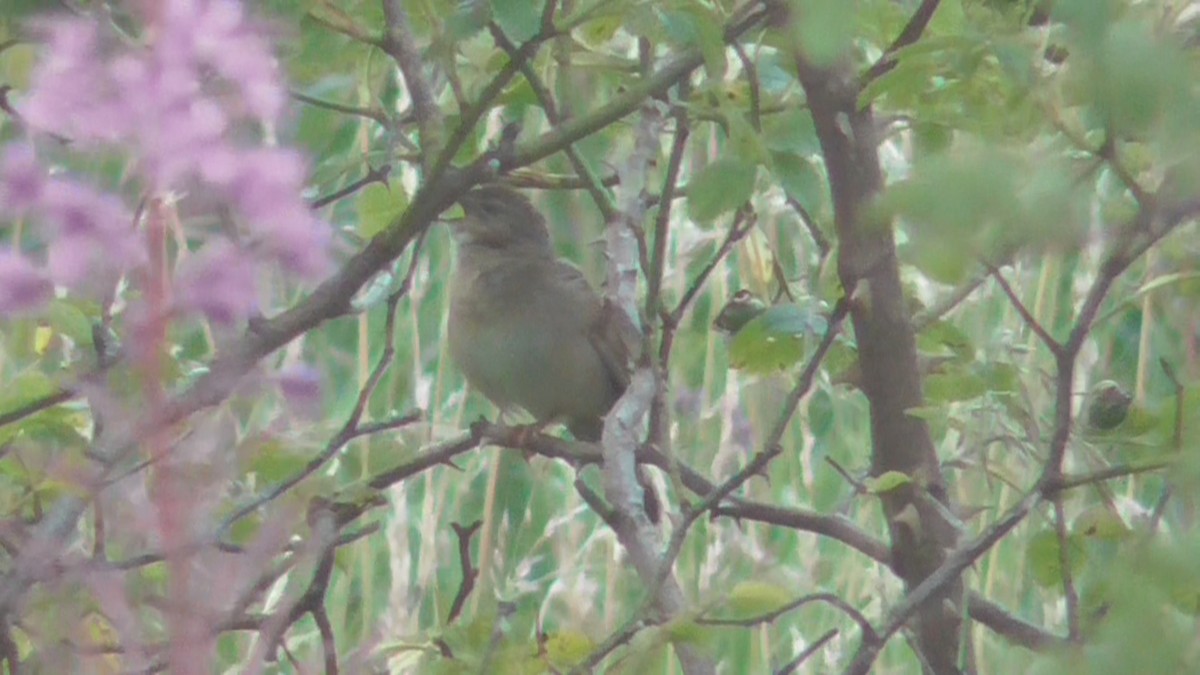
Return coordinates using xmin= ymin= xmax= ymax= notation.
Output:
xmin=454 ymin=186 xmax=553 ymax=253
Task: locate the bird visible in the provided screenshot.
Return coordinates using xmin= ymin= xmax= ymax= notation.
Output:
xmin=447 ymin=185 xmax=659 ymax=520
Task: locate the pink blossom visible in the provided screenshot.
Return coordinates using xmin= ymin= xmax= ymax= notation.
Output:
xmin=39 ymin=181 xmax=143 ymax=293
xmin=276 ymin=365 xmax=323 ymax=419
xmin=0 ymin=143 xmax=46 ymax=213
xmin=0 ymin=249 xmax=53 ymax=314
xmin=14 ymin=0 xmax=327 ymax=306
xmin=175 ymin=241 xmax=259 ymax=324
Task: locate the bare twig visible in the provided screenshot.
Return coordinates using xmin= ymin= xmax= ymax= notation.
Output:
xmin=379 ymin=0 xmax=442 ymax=165
xmin=1050 ymin=496 xmax=1081 ymax=641
xmin=488 ymin=22 xmax=614 ymax=220
xmin=861 ymin=0 xmax=942 ymax=84
xmin=777 ymin=628 xmax=839 ymax=675
xmin=310 ymin=164 xmax=393 ymax=209
xmin=842 ymin=488 xmax=1041 ymax=675
xmin=702 ymin=591 xmax=875 ymax=641
xmin=289 ymin=89 xmax=391 ymax=127
xmin=447 ymin=521 xmax=483 ymax=623
xmin=986 ymin=262 xmax=1063 ymax=357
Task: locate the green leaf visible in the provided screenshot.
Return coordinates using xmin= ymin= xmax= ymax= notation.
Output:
xmin=917 ymin=320 xmax=974 ymax=361
xmin=796 ymin=0 xmax=855 ymax=66
xmin=724 ymin=581 xmax=793 ymax=619
xmin=492 ymin=0 xmax=541 ymax=43
xmin=0 ymin=371 xmax=57 ymax=413
xmin=244 ymin=437 xmax=305 ymax=483
xmin=808 ymin=388 xmax=835 ymax=439
xmin=762 ymin=108 xmax=820 ymax=155
xmin=978 ymin=362 xmax=1020 ymax=395
xmin=1027 ymin=529 xmax=1088 ymax=589
xmin=660 ymin=6 xmax=726 ymax=79
xmin=728 ymin=304 xmax=826 ymax=373
xmin=770 ymin=151 xmax=824 ymax=214
xmin=357 ymin=183 xmax=407 ymax=239
xmin=544 ymin=631 xmax=595 ymax=669
xmin=576 ymin=14 xmax=622 ymax=47
xmin=46 ymin=300 xmax=95 ymax=349
xmin=1073 ymin=506 xmax=1130 ymax=541
xmin=924 ymin=369 xmax=989 ymax=403
xmin=865 ymin=471 xmax=912 ymax=494
xmin=686 ymin=157 xmax=757 ymax=223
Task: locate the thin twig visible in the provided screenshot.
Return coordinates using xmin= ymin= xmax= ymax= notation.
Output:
xmin=861 ymin=0 xmax=942 ymax=84
xmin=986 ymin=262 xmax=1063 ymax=357
xmin=488 ymin=22 xmax=614 ymax=220
xmin=310 ymin=164 xmax=392 ymax=209
xmin=289 ymin=90 xmax=391 ymax=127
xmin=777 ymin=629 xmax=839 ymax=675
xmin=379 ymin=0 xmax=442 ymax=165
xmin=447 ymin=521 xmax=483 ymax=623
xmin=1050 ymin=496 xmax=1081 ymax=641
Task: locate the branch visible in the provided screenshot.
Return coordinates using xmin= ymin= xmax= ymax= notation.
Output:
xmin=488 ymin=22 xmax=615 ymax=220
xmin=861 ymin=0 xmax=942 ymax=84
xmin=0 ymin=0 xmax=774 ymax=621
xmin=310 ymin=163 xmax=392 ymax=210
xmin=986 ymin=262 xmax=1063 ymax=357
xmin=289 ymin=89 xmax=391 ymax=127
xmin=447 ymin=521 xmax=482 ymax=623
xmin=841 ymin=488 xmax=1041 ymax=675
xmin=777 ymin=629 xmax=839 ymax=675
xmin=379 ymin=0 xmax=442 ymax=164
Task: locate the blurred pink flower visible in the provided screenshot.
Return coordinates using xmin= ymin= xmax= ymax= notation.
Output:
xmin=12 ymin=0 xmax=328 ymax=310
xmin=276 ymin=365 xmax=323 ymax=419
xmin=0 ymin=143 xmax=47 ymax=213
xmin=40 ymin=180 xmax=143 ymax=294
xmin=0 ymin=249 xmax=53 ymax=314
xmin=175 ymin=241 xmax=259 ymax=324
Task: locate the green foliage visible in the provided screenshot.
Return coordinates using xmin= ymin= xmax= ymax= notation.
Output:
xmin=3 ymin=0 xmax=1200 ymax=672
xmin=1025 ymin=529 xmax=1088 ymax=590
xmin=686 ymin=157 xmax=758 ymax=223
xmin=728 ymin=302 xmax=827 ymax=372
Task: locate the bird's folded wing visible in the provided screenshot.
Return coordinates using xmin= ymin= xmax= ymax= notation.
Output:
xmin=546 ymin=260 xmax=641 ymax=393
xmin=589 ymin=298 xmax=642 ymax=393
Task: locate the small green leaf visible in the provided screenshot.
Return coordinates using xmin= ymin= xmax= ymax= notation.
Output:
xmin=1073 ymin=506 xmax=1130 ymax=541
xmin=46 ymin=300 xmax=95 ymax=349
xmin=244 ymin=437 xmax=301 ymax=483
xmin=0 ymin=371 xmax=57 ymax=412
xmin=660 ymin=7 xmax=726 ymax=78
xmin=762 ymin=109 xmax=820 ymax=155
xmin=770 ymin=151 xmax=824 ymax=214
xmin=808 ymin=388 xmax=835 ymax=438
xmin=917 ymin=320 xmax=974 ymax=361
xmin=865 ymin=471 xmax=912 ymax=494
xmin=728 ymin=304 xmax=826 ymax=373
xmin=924 ymin=369 xmax=988 ymax=403
xmin=1027 ymin=529 xmax=1087 ymax=589
xmin=978 ymin=362 xmax=1020 ymax=395
xmin=357 ymin=183 xmax=407 ymax=239
xmin=577 ymin=15 xmax=621 ymax=46
xmin=724 ymin=581 xmax=793 ymax=619
xmin=492 ymin=0 xmax=541 ymax=43
xmin=686 ymin=157 xmax=757 ymax=223
xmin=796 ymin=0 xmax=855 ymax=65
xmin=545 ymin=631 xmax=595 ymax=669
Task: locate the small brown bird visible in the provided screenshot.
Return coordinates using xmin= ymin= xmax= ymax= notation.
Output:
xmin=448 ymin=185 xmax=659 ymax=519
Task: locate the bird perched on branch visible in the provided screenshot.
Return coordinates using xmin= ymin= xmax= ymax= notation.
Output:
xmin=448 ymin=185 xmax=659 ymax=521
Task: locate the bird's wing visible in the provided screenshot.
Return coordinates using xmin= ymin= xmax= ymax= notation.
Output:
xmin=591 ymin=299 xmax=642 ymax=392
xmin=558 ymin=264 xmax=641 ymax=395
xmin=544 ymin=260 xmax=640 ymax=393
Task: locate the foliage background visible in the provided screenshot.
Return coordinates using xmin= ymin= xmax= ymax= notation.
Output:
xmin=0 ymin=0 xmax=1198 ymax=673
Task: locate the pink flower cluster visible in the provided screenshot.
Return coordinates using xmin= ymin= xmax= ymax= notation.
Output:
xmin=0 ymin=0 xmax=330 ymax=321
